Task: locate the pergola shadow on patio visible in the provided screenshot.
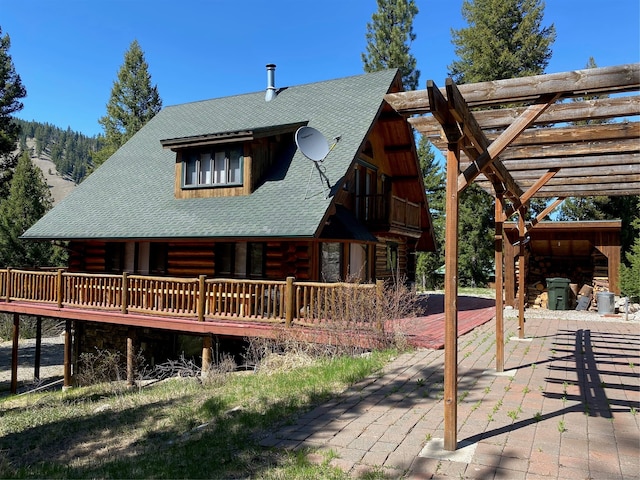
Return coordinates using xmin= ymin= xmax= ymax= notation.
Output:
xmin=385 ymin=63 xmax=640 ymax=450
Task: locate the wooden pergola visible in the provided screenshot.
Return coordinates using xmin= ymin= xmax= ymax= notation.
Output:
xmin=384 ymin=63 xmax=640 ymax=450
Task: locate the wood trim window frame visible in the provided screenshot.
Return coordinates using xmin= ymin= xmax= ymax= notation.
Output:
xmin=182 ymin=145 xmax=244 ymax=189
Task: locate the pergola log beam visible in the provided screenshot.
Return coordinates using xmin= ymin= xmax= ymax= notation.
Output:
xmin=444 ymin=79 xmax=522 ymax=198
xmin=458 ymin=93 xmax=560 ymax=192
xmin=410 ymin=96 xmax=640 ymax=134
xmin=385 ymin=63 xmax=640 ymax=114
xmin=504 ymin=168 xmax=560 ymax=218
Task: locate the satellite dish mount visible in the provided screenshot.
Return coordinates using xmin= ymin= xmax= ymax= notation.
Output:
xmin=295 ymin=126 xmax=341 ymax=199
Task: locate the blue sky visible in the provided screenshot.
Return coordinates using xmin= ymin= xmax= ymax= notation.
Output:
xmin=3 ymin=0 xmax=639 ymax=137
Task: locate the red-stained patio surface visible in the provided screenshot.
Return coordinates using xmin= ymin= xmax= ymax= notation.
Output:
xmin=392 ymin=294 xmax=496 ymax=349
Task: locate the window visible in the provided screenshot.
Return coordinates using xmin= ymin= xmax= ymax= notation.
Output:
xmin=183 ymin=146 xmax=243 ymax=187
xmin=215 ymin=242 xmax=265 ymax=278
xmin=149 ymin=243 xmax=168 ymax=275
xmin=105 ymin=243 xmax=124 ymax=273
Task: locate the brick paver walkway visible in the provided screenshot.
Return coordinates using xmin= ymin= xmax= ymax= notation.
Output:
xmin=260 ymin=313 xmax=640 ymax=479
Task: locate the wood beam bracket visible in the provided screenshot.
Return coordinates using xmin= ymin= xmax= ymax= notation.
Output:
xmin=458 ymin=92 xmax=561 ymax=196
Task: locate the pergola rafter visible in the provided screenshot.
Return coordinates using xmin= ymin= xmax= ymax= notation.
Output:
xmin=384 ymin=63 xmax=640 ymax=452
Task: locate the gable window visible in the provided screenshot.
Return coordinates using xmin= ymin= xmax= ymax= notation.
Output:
xmin=183 ymin=146 xmax=243 ymax=187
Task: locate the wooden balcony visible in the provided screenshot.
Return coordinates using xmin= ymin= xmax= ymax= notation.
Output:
xmin=355 ymin=194 xmax=421 ymax=231
xmin=0 ymin=268 xmax=383 ymax=332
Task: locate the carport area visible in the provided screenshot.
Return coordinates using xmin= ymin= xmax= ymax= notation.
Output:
xmin=385 ymin=63 xmax=640 ymax=451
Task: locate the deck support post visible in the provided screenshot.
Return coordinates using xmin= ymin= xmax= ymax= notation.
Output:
xmin=202 ymin=335 xmax=212 ymax=376
xmin=63 ymin=319 xmax=72 ymax=390
xmin=10 ymin=313 xmax=19 ymax=394
xmin=126 ymin=328 xmax=136 ymax=387
xmin=495 ymin=195 xmax=505 ymax=372
xmin=34 ymin=316 xmax=42 ymax=380
xmin=518 ymin=212 xmax=526 ymax=338
xmin=444 ymin=141 xmax=460 ymax=451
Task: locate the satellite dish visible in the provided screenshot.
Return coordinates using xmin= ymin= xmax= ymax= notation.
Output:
xmin=295 ymin=126 xmax=330 ymax=162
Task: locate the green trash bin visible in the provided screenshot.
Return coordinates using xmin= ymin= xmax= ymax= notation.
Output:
xmin=546 ymin=277 xmax=571 ymax=310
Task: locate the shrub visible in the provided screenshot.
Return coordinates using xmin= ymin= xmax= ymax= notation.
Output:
xmin=620 ymin=237 xmax=640 ymax=298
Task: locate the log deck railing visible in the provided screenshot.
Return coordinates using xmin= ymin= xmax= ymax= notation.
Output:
xmin=0 ymin=268 xmax=382 ymax=328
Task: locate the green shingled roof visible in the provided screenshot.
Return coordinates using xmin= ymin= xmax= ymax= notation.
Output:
xmin=23 ymin=69 xmax=400 ymax=241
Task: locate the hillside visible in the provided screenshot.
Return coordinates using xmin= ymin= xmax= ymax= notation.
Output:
xmin=13 ymin=119 xmax=101 ymax=205
xmin=29 ymin=141 xmax=77 ymax=205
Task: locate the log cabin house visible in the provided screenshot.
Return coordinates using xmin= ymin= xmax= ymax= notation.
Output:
xmin=10 ymin=66 xmax=435 ymax=371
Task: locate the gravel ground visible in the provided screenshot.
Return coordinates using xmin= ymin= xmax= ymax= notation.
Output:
xmin=0 ymin=335 xmax=65 ymax=395
xmin=504 ymin=305 xmax=640 ymax=322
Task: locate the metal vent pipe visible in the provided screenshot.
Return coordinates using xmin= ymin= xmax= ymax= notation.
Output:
xmin=265 ymin=64 xmax=277 ymax=102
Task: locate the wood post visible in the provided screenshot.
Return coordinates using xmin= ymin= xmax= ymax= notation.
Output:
xmin=285 ymin=277 xmax=294 ymax=327
xmin=202 ymin=335 xmax=212 ymax=375
xmin=63 ymin=319 xmax=72 ymax=389
xmin=495 ymin=196 xmax=505 ymax=372
xmin=376 ymin=279 xmax=384 ymax=332
xmin=10 ymin=313 xmax=19 ymax=394
xmin=57 ymin=268 xmax=64 ymax=308
xmin=198 ymin=275 xmax=206 ymax=321
xmin=518 ymin=212 xmax=526 ymax=338
xmin=121 ymin=272 xmax=128 ymax=314
xmin=126 ymin=328 xmax=136 ymax=387
xmin=6 ymin=267 xmax=11 ymax=303
xmin=444 ymin=142 xmax=460 ymax=451
xmin=34 ymin=316 xmax=42 ymax=380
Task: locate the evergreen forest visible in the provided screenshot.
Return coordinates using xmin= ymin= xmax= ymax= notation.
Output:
xmin=14 ymin=119 xmax=100 ymax=184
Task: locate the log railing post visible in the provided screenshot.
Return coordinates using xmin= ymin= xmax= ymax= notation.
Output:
xmin=121 ymin=272 xmax=129 ymax=314
xmin=376 ymin=279 xmax=384 ymax=332
xmin=198 ymin=275 xmax=206 ymax=322
xmin=57 ymin=268 xmax=64 ymax=308
xmin=6 ymin=267 xmax=11 ymax=303
xmin=285 ymin=277 xmax=294 ymax=327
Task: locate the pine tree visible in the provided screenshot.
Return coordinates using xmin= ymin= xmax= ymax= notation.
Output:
xmin=416 ymin=136 xmax=446 ymax=289
xmin=94 ymin=40 xmax=162 ymax=167
xmin=447 ymin=0 xmax=555 ymax=286
xmin=449 ymin=0 xmax=555 ymax=83
xmin=0 ymin=151 xmax=65 ymax=267
xmin=0 ymin=26 xmax=27 ymax=198
xmin=362 ymin=0 xmax=420 ymax=90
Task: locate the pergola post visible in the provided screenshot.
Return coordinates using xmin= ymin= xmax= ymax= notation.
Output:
xmin=444 ymin=141 xmax=460 ymax=451
xmin=495 ymin=195 xmax=505 ymax=372
xmin=518 ymin=212 xmax=526 ymax=338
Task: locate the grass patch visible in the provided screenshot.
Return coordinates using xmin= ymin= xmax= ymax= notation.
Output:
xmin=0 ymin=349 xmax=396 ymax=479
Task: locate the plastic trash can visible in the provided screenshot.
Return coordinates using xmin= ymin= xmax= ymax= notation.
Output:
xmin=596 ymin=292 xmax=615 ymax=315
xmin=546 ymin=277 xmax=571 ymax=310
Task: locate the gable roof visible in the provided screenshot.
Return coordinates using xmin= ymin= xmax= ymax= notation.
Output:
xmin=24 ymin=69 xmax=404 ymax=242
